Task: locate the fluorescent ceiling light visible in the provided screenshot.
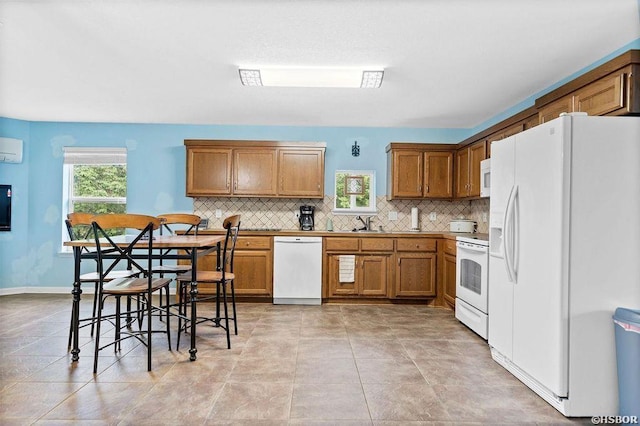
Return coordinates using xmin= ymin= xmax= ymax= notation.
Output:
xmin=239 ymin=68 xmax=384 ymax=88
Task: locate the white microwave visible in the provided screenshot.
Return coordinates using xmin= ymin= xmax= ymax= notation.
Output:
xmin=480 ymin=158 xmax=490 ymax=198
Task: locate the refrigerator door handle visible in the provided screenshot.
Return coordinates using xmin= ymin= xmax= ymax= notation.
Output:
xmin=503 ymin=185 xmax=516 ymax=283
xmin=512 ymin=185 xmax=520 ymax=282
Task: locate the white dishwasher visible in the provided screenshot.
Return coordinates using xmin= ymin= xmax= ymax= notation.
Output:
xmin=273 ymin=236 xmax=323 ymax=305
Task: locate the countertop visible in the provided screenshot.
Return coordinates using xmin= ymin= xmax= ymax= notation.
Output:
xmin=199 ymin=228 xmax=488 ymax=242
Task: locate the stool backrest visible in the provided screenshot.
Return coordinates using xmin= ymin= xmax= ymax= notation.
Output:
xmin=220 ymin=215 xmax=241 ymax=274
xmin=157 ymin=213 xmax=201 ymax=236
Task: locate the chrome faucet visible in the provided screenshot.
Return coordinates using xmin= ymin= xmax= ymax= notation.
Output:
xmin=355 ymin=215 xmax=373 ymax=231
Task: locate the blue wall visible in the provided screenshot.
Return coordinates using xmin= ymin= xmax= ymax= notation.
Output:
xmin=1 ymin=39 xmax=638 ymax=291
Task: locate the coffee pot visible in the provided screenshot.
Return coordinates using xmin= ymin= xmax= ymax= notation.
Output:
xmin=299 ymin=205 xmax=315 ymax=231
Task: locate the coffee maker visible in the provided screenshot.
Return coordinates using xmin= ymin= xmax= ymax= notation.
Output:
xmin=299 ymin=205 xmax=315 ymax=231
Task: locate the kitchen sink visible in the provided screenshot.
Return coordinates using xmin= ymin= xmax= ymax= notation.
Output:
xmin=350 ymin=229 xmax=382 ymax=233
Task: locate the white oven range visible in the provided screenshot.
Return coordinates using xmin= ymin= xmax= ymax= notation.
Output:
xmin=455 ymin=235 xmax=489 ymax=339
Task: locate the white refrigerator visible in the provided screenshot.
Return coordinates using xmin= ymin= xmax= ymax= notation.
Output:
xmin=488 ymin=113 xmax=640 ymax=416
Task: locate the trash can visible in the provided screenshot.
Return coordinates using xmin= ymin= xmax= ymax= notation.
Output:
xmin=613 ymin=307 xmax=640 ymax=419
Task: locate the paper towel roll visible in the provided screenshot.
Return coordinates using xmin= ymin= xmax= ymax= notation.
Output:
xmin=411 ymin=207 xmax=419 ymax=230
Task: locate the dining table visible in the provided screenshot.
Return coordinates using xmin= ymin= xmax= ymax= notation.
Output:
xmin=64 ymin=233 xmax=225 ymax=362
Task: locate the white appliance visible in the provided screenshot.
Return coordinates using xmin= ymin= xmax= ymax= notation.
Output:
xmin=449 ymin=219 xmax=476 ymax=233
xmin=455 ymin=236 xmax=489 ymax=339
xmin=273 ymin=236 xmax=322 ymax=305
xmin=488 ymin=113 xmax=640 ymax=416
xmin=0 ymin=137 xmax=23 ymax=163
xmin=480 ymin=158 xmax=490 ymax=198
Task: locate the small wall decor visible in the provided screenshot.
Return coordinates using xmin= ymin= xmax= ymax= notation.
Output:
xmin=345 ymin=175 xmax=365 ymax=195
xmin=351 ymin=140 xmax=360 ymax=157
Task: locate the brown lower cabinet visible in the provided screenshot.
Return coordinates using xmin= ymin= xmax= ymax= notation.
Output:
xmin=184 ymin=235 xmax=273 ymax=298
xmin=392 ymin=238 xmax=437 ymax=298
xmin=441 ymin=238 xmax=457 ymax=308
xmin=325 ymin=237 xmax=393 ymax=299
xmin=326 ymin=254 xmax=390 ymax=297
xmin=189 ymin=233 xmax=457 ymax=306
xmin=324 ymin=236 xmax=440 ymax=302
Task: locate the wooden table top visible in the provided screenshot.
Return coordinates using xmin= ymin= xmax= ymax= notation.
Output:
xmin=63 ymin=234 xmax=225 ymax=248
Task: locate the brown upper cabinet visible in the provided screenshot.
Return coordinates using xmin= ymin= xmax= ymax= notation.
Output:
xmin=536 ymin=51 xmax=640 ymax=122
xmin=278 ymin=149 xmax=325 ymax=197
xmin=186 ymin=147 xmax=232 ymax=196
xmin=233 ymin=148 xmax=277 ymax=196
xmin=455 ymin=141 xmax=486 ymax=198
xmin=386 ymin=144 xmax=454 ymax=200
xmin=185 ymin=140 xmax=325 ymax=198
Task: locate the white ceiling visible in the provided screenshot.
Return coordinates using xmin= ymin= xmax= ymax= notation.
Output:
xmin=0 ymin=0 xmax=638 ymax=129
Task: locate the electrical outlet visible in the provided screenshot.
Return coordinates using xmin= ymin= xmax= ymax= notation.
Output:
xmin=388 ymin=211 xmax=398 ymax=221
xmin=215 ymin=209 xmax=222 ymax=218
xmin=482 ymin=212 xmax=488 ymax=223
xmin=429 ymin=212 xmax=437 ymax=221
xmin=294 ymin=211 xmax=300 ymax=220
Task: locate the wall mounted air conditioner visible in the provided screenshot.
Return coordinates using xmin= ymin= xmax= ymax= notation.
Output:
xmin=0 ymin=137 xmax=23 ymax=163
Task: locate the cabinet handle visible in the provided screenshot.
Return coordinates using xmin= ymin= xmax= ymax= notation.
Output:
xmin=234 ymin=181 xmax=237 ymax=191
xmin=226 ymin=179 xmax=230 ymax=189
xmin=398 ymin=258 xmax=401 ymax=265
xmin=425 ymin=185 xmax=429 ymax=193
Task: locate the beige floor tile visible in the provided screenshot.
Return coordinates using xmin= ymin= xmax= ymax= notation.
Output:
xmin=208 ymin=382 xmax=293 ymax=420
xmin=356 ymin=357 xmax=426 ymax=384
xmin=362 ymin=382 xmax=450 ymax=421
xmin=42 ymin=381 xmax=154 ymax=422
xmin=0 ymin=382 xmax=85 ymax=422
xmin=290 ymin=383 xmax=370 ymax=420
xmin=295 ymin=357 xmax=360 ymax=384
xmin=122 ymin=379 xmax=225 ymax=423
xmin=297 ymin=338 xmax=353 ymax=359
xmin=228 ymin=356 xmax=296 ymax=383
xmin=349 ymin=338 xmax=409 ymax=360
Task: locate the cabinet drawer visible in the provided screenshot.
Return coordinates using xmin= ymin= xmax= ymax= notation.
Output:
xmin=236 ymin=236 xmax=271 ymax=250
xmin=396 ymin=238 xmax=437 ymax=252
xmin=325 ymin=237 xmax=359 ymax=251
xmin=443 ymin=239 xmax=457 ymax=256
xmin=361 ymin=238 xmax=394 ymax=252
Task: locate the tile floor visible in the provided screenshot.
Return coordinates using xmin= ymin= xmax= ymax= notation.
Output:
xmin=0 ymin=294 xmax=591 ymax=425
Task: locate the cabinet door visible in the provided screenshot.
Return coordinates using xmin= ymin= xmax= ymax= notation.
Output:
xmin=391 ymin=150 xmax=423 ymax=198
xmin=574 ymin=71 xmax=625 ymax=116
xmin=395 ymin=252 xmax=436 ymax=297
xmin=233 ymin=249 xmax=273 ymax=296
xmin=442 ymin=253 xmax=457 ymax=307
xmin=424 ymin=151 xmax=453 ymax=198
xmin=233 ymin=149 xmax=277 ymax=196
xmin=186 ymin=148 xmax=232 ymax=196
xmin=327 ymin=254 xmax=358 ymax=296
xmin=538 ymin=96 xmax=573 ymax=124
xmin=455 ymin=148 xmax=470 ymax=198
xmin=359 ymin=255 xmax=389 ymax=296
xmin=468 ymin=141 xmax=487 ymax=197
xmin=278 ymin=149 xmax=324 ymax=197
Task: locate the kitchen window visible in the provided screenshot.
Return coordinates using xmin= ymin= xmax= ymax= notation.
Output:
xmin=333 ymin=170 xmax=376 ymax=214
xmin=61 ymin=147 xmax=127 ymax=250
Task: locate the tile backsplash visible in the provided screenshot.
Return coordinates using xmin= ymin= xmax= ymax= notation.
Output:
xmin=194 ymin=197 xmax=489 ymax=234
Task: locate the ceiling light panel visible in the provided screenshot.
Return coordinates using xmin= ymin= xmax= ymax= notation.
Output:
xmin=238 ymin=67 xmax=384 ymax=88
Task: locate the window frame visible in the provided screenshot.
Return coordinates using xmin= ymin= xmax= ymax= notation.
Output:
xmin=332 ymin=169 xmax=377 ymax=215
xmin=61 ymin=147 xmax=127 ymax=252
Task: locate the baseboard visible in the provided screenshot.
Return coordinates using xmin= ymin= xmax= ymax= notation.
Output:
xmin=0 ymin=287 xmax=178 ymax=296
